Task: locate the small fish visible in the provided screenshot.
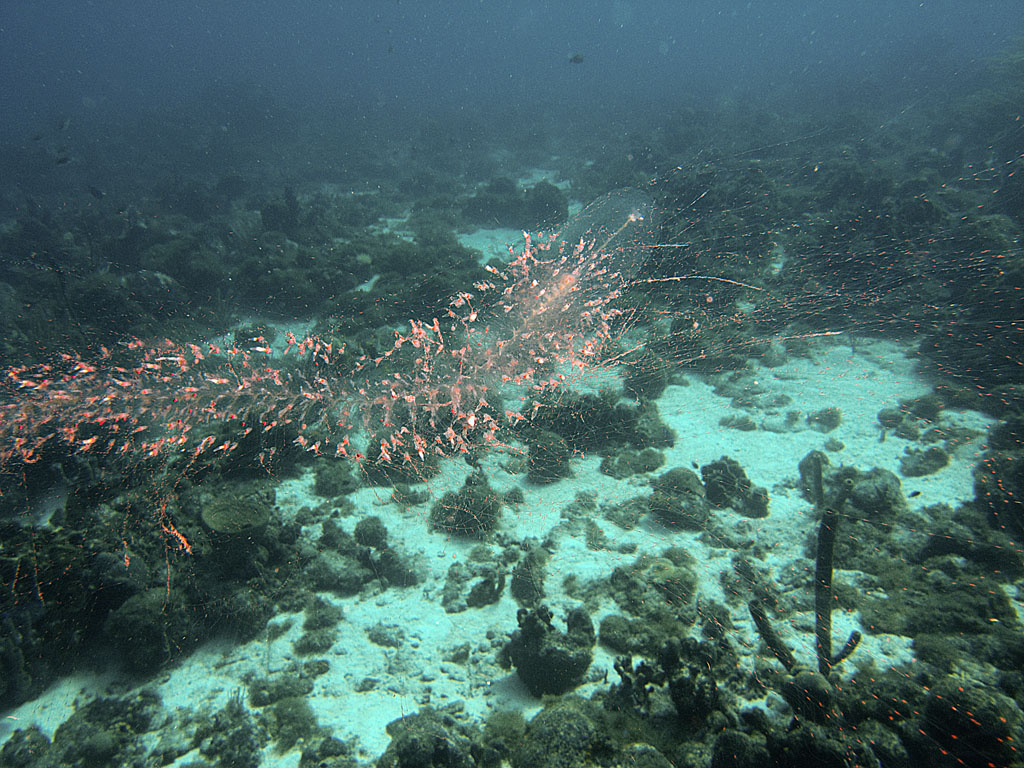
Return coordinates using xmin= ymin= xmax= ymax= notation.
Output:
xmin=908 ymin=490 xmax=921 ymax=498
xmin=57 ymin=116 xmax=71 ymax=132
xmin=54 ymin=154 xmax=71 ymax=166
xmin=87 ymin=185 xmax=105 ymax=199
xmin=569 ymin=52 xmax=584 ymax=64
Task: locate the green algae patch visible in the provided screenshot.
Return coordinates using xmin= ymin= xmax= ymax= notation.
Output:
xmin=201 ymin=495 xmax=271 ymax=534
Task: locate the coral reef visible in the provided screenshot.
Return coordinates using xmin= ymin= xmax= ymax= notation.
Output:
xmin=701 ymin=456 xmax=770 ymax=518
xmin=501 ymin=605 xmax=595 ymax=697
xmin=429 ymin=471 xmax=503 ymax=538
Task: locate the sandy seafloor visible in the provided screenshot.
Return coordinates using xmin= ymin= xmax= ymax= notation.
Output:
xmin=0 ymin=229 xmax=1011 ymax=765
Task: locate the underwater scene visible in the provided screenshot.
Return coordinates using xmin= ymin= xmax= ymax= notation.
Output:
xmin=2 ymin=2 xmax=1024 ymax=767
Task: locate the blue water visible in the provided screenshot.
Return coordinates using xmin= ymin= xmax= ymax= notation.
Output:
xmin=3 ymin=1 xmax=1022 ymax=136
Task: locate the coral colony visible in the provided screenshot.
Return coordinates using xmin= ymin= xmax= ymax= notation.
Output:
xmin=1 ymin=188 xmax=657 ymax=489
